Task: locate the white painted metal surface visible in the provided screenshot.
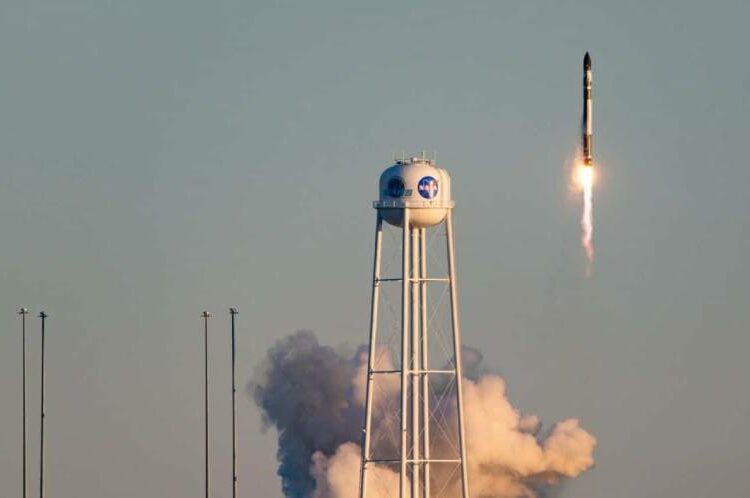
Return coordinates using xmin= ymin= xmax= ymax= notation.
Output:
xmin=375 ymin=157 xmax=453 ymax=228
xmin=359 ymin=157 xmax=470 ymax=498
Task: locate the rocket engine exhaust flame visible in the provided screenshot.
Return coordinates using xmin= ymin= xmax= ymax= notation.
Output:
xmin=252 ymin=331 xmax=597 ymax=498
xmin=578 ymin=165 xmax=595 ymax=274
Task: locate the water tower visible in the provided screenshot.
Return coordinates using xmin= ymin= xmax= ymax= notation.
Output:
xmin=358 ymin=156 xmax=470 ymax=498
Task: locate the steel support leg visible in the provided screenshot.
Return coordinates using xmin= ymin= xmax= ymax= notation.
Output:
xmin=359 ymin=213 xmax=384 ymax=498
xmin=400 ymin=209 xmax=411 ymax=498
xmin=446 ymin=213 xmax=470 ymax=498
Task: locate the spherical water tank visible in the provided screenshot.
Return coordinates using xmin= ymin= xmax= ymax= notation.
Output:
xmin=374 ymin=157 xmax=453 ymax=228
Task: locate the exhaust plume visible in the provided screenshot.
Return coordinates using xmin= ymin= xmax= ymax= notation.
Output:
xmin=252 ymin=330 xmax=596 ymax=498
xmin=577 ymin=165 xmax=595 ymax=276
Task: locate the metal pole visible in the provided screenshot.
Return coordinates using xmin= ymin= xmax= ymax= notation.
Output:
xmin=359 ymin=213 xmax=384 ymax=498
xmin=229 ymin=308 xmax=238 ymax=498
xmin=419 ymin=227 xmax=430 ymax=498
xmin=18 ymin=307 xmax=29 ymax=498
xmin=445 ymin=214 xmax=470 ymax=498
xmin=411 ymin=227 xmax=420 ymax=498
xmin=38 ymin=311 xmax=47 ymax=498
xmin=202 ymin=311 xmax=212 ymax=498
xmin=399 ymin=209 xmax=411 ymax=498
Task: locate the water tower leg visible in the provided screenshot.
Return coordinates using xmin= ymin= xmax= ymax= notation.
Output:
xmin=359 ymin=213 xmax=384 ymax=498
xmin=446 ymin=212 xmax=471 ymax=498
xmin=411 ymin=227 xmax=421 ymax=498
xmin=420 ymin=227 xmax=430 ymax=498
xmin=399 ymin=209 xmax=411 ymax=498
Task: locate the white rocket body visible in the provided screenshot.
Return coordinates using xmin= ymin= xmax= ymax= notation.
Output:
xmin=583 ymin=52 xmax=593 ymax=166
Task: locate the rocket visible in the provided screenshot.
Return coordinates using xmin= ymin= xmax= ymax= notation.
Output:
xmin=582 ymin=52 xmax=593 ymax=166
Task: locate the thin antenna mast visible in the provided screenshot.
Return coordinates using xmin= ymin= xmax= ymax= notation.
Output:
xmin=202 ymin=311 xmax=212 ymax=498
xmin=18 ymin=308 xmax=29 ymax=498
xmin=229 ymin=308 xmax=239 ymax=498
xmin=38 ymin=311 xmax=48 ymax=498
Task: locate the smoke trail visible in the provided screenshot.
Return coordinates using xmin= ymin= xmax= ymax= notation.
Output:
xmin=252 ymin=331 xmax=597 ymax=498
xmin=579 ymin=166 xmax=595 ymax=275
xmin=250 ymin=331 xmax=363 ymax=498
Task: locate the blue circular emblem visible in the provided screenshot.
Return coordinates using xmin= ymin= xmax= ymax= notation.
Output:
xmin=417 ymin=176 xmax=439 ymax=199
xmin=387 ymin=177 xmax=406 ymax=197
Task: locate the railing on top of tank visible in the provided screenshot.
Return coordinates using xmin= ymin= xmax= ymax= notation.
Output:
xmin=373 ymin=199 xmax=455 ymax=209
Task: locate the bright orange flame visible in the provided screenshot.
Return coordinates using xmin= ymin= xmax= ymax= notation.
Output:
xmin=576 ymin=164 xmax=595 ymax=189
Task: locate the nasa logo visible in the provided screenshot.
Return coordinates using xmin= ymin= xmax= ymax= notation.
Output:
xmin=387 ymin=177 xmax=406 ymax=197
xmin=417 ymin=176 xmax=438 ymax=199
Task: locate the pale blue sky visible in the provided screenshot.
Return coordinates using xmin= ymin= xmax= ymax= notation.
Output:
xmin=1 ymin=1 xmax=749 ymax=497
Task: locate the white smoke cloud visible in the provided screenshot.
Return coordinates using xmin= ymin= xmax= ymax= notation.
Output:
xmin=311 ymin=443 xmax=405 ymax=498
xmin=459 ymin=376 xmax=596 ymax=497
xmin=253 ymin=331 xmax=596 ymax=498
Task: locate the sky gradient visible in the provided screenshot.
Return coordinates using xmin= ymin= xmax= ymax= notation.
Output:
xmin=1 ymin=1 xmax=749 ymax=497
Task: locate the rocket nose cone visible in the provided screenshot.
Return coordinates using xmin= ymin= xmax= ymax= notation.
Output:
xmin=584 ymin=52 xmax=591 ymax=69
